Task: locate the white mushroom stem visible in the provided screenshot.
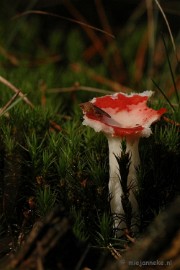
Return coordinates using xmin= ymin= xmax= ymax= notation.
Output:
xmin=107 ymin=136 xmax=125 ymax=230
xmin=107 ymin=136 xmax=140 ymax=233
xmin=126 ymin=137 xmax=140 ymax=224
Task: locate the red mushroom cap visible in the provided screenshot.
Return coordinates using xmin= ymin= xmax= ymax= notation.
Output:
xmin=81 ymin=91 xmax=166 ymax=138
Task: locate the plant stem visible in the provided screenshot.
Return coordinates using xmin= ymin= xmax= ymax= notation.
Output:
xmin=161 ymin=33 xmax=180 ymax=105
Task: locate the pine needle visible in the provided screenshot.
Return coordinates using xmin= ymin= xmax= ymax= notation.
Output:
xmin=152 ymin=79 xmax=175 ymax=112
xmin=47 ymin=84 xmax=113 ymax=94
xmin=0 ymin=90 xmax=21 ymax=116
xmin=12 ymin=10 xmax=115 ymax=39
xmin=0 ymin=75 xmax=34 ymax=108
xmin=154 ymin=0 xmax=178 ymax=60
xmin=0 ymin=75 xmax=62 ymax=132
xmin=161 ymin=34 xmax=180 ymax=105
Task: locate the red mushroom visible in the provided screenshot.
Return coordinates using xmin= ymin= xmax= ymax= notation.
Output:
xmin=80 ymin=91 xmax=166 ymax=233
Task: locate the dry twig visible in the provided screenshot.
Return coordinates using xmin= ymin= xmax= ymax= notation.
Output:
xmin=0 ymin=75 xmax=34 ymax=108
xmin=0 ymin=75 xmax=62 ymax=132
xmin=71 ymin=63 xmax=132 ymax=92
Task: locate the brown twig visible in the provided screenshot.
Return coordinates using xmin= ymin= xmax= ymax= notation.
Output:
xmin=154 ymin=0 xmax=177 ymax=59
xmin=39 ymin=80 xmax=47 ymax=107
xmin=0 ymin=75 xmax=62 ymax=132
xmin=107 ymin=243 xmax=122 ymax=260
xmin=13 ymin=10 xmax=114 ymax=39
xmin=0 ymin=46 xmax=19 ymax=66
xmin=146 ymin=0 xmax=157 ymax=89
xmin=83 ymin=35 xmax=107 ymax=61
xmin=163 ymin=116 xmax=180 ymax=128
xmin=167 ymin=76 xmax=180 ymax=98
xmin=95 ymin=0 xmax=126 ymax=82
xmin=0 ymin=90 xmax=21 ymax=116
xmin=63 ymin=0 xmax=106 ymax=58
xmin=9 ymin=207 xmax=71 ymax=269
xmin=124 ymin=229 xmax=136 ymax=244
xmin=71 ymin=63 xmax=132 ymax=92
xmin=134 ymin=31 xmax=148 ymax=83
xmin=27 ymin=54 xmax=62 ymax=67
xmin=49 ymin=120 xmax=62 ymax=132
xmin=0 ymin=75 xmax=34 ymax=108
xmin=47 ymin=82 xmax=113 ymax=95
xmin=83 ymin=36 xmax=106 ymax=61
